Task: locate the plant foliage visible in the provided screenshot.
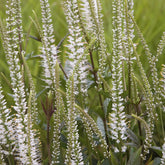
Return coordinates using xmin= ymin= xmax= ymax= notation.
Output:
xmin=0 ymin=0 xmax=164 ymax=164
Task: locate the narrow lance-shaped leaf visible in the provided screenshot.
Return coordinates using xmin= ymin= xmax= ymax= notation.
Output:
xmin=127 ymin=147 xmax=142 ymax=165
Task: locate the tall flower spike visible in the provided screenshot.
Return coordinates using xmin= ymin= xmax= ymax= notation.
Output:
xmin=40 ymin=0 xmax=58 ymax=89
xmin=157 ymin=37 xmax=165 ymax=110
xmin=4 ymin=0 xmax=41 ymax=163
xmin=0 ymin=84 xmax=14 ymax=157
xmin=123 ymin=0 xmax=135 ymax=105
xmin=79 ymin=0 xmax=97 ymax=37
xmin=95 ymin=0 xmax=107 ymax=81
xmin=130 ymin=13 xmax=161 ymax=111
xmin=157 ymin=31 xmax=165 ymax=60
xmin=22 ymin=54 xmax=39 ymax=123
xmin=65 ymin=38 xmax=108 ymax=161
xmin=131 ymin=39 xmax=155 ymax=134
xmin=76 ymin=104 xmax=109 ymax=158
xmin=123 ymin=0 xmax=135 ymax=55
xmin=52 ymin=62 xmax=64 ymax=164
xmin=82 ymin=0 xmax=107 ymax=82
xmin=77 ymin=0 xmax=107 ymax=88
xmin=132 ymin=114 xmax=152 ymax=160
xmin=65 ymin=76 xmax=84 ymax=165
xmin=27 ymin=90 xmax=41 ymax=164
xmin=160 ymin=64 xmax=165 ymax=111
xmin=83 ymin=0 xmax=99 ymax=35
xmin=130 ymin=41 xmax=155 ymax=160
xmin=5 ymin=0 xmax=29 ymax=162
xmin=109 ymin=0 xmax=127 ymax=153
xmin=64 ymin=0 xmax=88 ymax=96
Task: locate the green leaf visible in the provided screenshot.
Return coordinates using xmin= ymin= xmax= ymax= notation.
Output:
xmin=103 ymin=98 xmax=111 ymax=116
xmin=35 ymin=88 xmax=48 ymax=98
xmin=152 ymin=158 xmax=161 ymax=165
xmin=110 ymin=151 xmax=119 ymax=165
xmin=0 ymin=72 xmax=12 ymax=89
xmin=97 ymin=116 xmax=105 ymax=137
xmin=98 ymin=73 xmax=112 ymax=95
xmin=125 ymin=143 xmax=140 ymax=148
xmin=147 ymin=158 xmax=161 ymax=165
xmin=25 ymin=54 xmax=43 ymax=61
xmin=126 ymin=128 xmax=141 ymax=146
xmin=101 ymin=158 xmax=110 ymax=165
xmin=127 ymin=147 xmax=142 ymax=165
xmin=150 ymin=146 xmax=162 ymax=157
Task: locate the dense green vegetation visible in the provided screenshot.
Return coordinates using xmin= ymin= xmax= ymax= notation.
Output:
xmin=0 ymin=0 xmax=165 ymax=164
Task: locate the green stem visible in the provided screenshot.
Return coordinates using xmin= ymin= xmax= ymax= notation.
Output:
xmin=125 ymin=0 xmax=132 ymax=114
xmin=47 ymin=119 xmax=51 ymax=165
xmin=134 ymin=103 xmax=143 ymax=146
xmin=160 ymin=108 xmax=165 ymax=138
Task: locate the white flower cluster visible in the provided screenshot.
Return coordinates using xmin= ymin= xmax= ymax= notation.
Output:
xmin=123 ymin=0 xmax=135 ymax=56
xmin=0 ymin=85 xmax=14 ymax=156
xmin=80 ymin=0 xmax=97 ymax=36
xmin=65 ymin=78 xmax=84 ymax=165
xmin=109 ymin=0 xmax=127 ymax=153
xmin=160 ymin=64 xmax=165 ymax=111
xmin=5 ymin=0 xmax=29 ymax=163
xmin=52 ymin=65 xmax=63 ymax=164
xmin=40 ymin=0 xmax=58 ymax=88
xmin=75 ymin=0 xmax=108 ymax=89
xmin=64 ymin=0 xmax=88 ymax=96
xmin=142 ymin=122 xmax=152 ymax=160
xmin=0 ymin=0 xmax=41 ymax=164
xmin=157 ymin=32 xmax=165 ymax=59
xmin=95 ymin=0 xmax=107 ymax=81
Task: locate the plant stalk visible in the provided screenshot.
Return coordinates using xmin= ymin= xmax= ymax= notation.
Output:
xmin=47 ymin=119 xmax=51 ymax=165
